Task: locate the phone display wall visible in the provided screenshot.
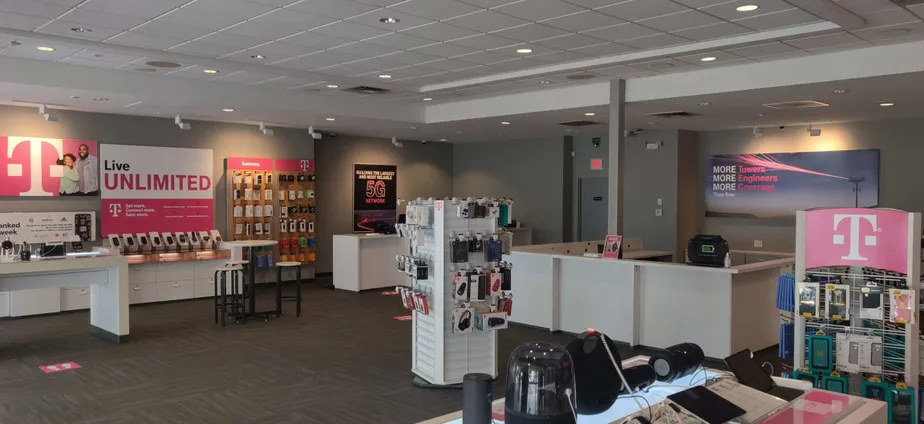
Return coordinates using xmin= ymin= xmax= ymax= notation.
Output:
xmin=277 ymin=170 xmax=316 ymax=264
xmin=794 ymin=209 xmax=920 ymax=406
xmin=228 ymin=165 xmax=276 ymax=267
xmin=395 ymin=197 xmax=513 ymax=386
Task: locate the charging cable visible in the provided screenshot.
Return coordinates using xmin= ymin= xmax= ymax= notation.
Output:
xmin=599 ymin=333 xmax=649 ymax=421
xmin=564 ymin=388 xmax=578 ymax=423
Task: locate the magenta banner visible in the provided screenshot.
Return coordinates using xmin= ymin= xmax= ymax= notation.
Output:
xmin=0 ymin=136 xmax=99 ymax=197
xmin=274 ymin=158 xmax=314 ymax=172
xmin=228 ymin=157 xmax=273 ymax=171
xmin=805 ymin=208 xmax=909 ymax=273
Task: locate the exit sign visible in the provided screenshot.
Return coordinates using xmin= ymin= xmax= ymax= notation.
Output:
xmin=591 ymin=158 xmax=604 ymax=170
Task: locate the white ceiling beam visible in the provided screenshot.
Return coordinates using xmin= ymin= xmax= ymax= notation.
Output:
xmin=784 ymin=0 xmax=866 ymax=29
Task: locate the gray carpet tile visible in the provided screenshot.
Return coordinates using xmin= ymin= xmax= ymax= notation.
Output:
xmin=0 ymin=277 xmax=782 ymax=423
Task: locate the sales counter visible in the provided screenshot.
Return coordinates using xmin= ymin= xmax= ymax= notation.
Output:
xmin=508 ymin=242 xmax=794 ymax=359
xmin=333 ymin=233 xmax=409 ymax=292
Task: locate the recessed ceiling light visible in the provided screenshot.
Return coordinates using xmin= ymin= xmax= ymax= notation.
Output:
xmin=539 ymin=80 xmax=551 ymax=84
xmin=516 ymin=48 xmax=533 ymax=54
xmin=203 ymin=69 xmax=219 ymax=74
xmin=36 ymin=46 xmax=55 ymax=52
xmin=440 ymin=138 xmax=447 ymax=142
xmin=700 ymin=56 xmax=717 ymax=62
xmin=145 ymin=61 xmax=181 ymax=68
xmin=222 ymin=108 xmax=234 ymax=112
xmin=584 ymin=112 xmax=596 ymax=116
xmin=326 ymin=84 xmax=339 ymax=88
xmin=422 ymin=97 xmax=433 ymax=101
xmin=250 ymin=54 xmax=266 ymax=60
xmin=879 ymin=102 xmax=895 ymax=107
xmin=71 ymin=27 xmax=91 ymax=33
xmin=833 ymin=89 xmax=847 ymax=94
xmin=93 ymin=97 xmax=109 ymax=101
xmin=736 ymin=5 xmax=759 ymax=12
xmin=379 ymin=17 xmax=400 ymax=24
xmin=379 ymin=74 xmax=392 ymax=79
xmin=501 ymin=121 xmax=511 ymax=125
xmin=70 ymin=96 xmax=80 ymax=99
xmin=699 ymin=102 xmax=711 ymax=106
xmin=326 ymin=117 xmax=336 ymax=121
xmin=564 ymin=129 xmax=574 ymax=132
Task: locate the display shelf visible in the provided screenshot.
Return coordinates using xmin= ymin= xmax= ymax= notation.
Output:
xmin=276 ymin=171 xmax=316 ymax=264
xmin=227 ymin=162 xmax=277 ymax=271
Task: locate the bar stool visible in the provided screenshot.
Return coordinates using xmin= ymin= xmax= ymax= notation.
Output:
xmin=275 ymin=262 xmax=303 ymax=317
xmin=214 ymin=264 xmax=244 ymax=327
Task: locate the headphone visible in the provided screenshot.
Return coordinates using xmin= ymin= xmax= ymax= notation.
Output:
xmin=458 ymin=310 xmax=472 ymax=331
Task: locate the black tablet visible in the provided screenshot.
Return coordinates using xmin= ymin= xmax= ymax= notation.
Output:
xmin=667 ymin=386 xmax=746 ymax=424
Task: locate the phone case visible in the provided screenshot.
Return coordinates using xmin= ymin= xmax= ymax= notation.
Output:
xmin=871 ymin=343 xmax=882 ymax=367
xmin=849 ymin=341 xmax=859 ymax=364
xmin=450 ymin=239 xmax=469 ymax=263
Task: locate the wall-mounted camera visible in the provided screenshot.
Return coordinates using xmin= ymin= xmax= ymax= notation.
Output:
xmin=592 ymin=137 xmax=601 ymax=147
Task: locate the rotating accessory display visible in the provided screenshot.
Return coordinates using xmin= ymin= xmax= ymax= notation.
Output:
xmin=505 ymin=342 xmax=576 ymax=424
xmin=647 ymin=342 xmax=705 ymax=382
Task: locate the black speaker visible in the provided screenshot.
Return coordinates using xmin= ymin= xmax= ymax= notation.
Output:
xmin=565 ymin=330 xmax=622 ymax=415
xmin=648 ymin=343 xmax=705 ymax=382
xmin=462 ymin=373 xmax=493 ymax=424
xmin=619 ymin=365 xmax=657 ymax=394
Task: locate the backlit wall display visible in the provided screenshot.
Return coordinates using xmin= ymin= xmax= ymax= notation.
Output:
xmin=353 ymin=163 xmax=397 ymax=232
xmin=0 ymin=136 xmax=99 ymax=197
xmin=705 ymin=149 xmax=879 ymax=219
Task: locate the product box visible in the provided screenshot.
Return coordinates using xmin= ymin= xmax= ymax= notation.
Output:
xmin=476 ymin=311 xmax=508 ymax=331
xmin=452 ymin=272 xmax=468 ymax=300
xmin=487 ymin=271 xmax=503 ymax=297
xmin=798 ymin=282 xmax=820 ymax=318
xmin=857 ymin=334 xmax=883 ymax=373
xmin=836 ymin=333 xmax=860 ymax=374
xmin=825 ymin=284 xmax=850 ymax=320
xmin=453 ymin=307 xmax=474 ymax=334
xmin=860 ymin=284 xmax=883 ymax=319
xmin=891 ymin=289 xmax=915 ymax=324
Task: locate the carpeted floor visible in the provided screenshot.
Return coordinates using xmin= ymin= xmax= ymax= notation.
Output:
xmin=0 ymin=278 xmax=784 ymax=424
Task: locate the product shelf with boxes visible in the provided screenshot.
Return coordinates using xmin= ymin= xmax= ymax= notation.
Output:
xmin=794 ymin=208 xmax=920 ymax=423
xmin=395 ymin=197 xmax=514 ymax=387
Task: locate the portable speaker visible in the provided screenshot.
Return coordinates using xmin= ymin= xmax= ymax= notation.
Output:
xmin=619 ymin=365 xmax=657 ymax=394
xmin=565 ymin=330 xmax=622 ymax=415
xmin=648 ymin=343 xmax=705 ymax=382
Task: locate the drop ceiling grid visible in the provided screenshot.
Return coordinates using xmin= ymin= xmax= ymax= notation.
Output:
xmin=0 ymin=0 xmax=835 ymax=89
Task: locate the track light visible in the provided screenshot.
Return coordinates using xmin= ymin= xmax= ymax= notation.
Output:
xmin=259 ymin=121 xmax=274 ymax=137
xmin=392 ymin=136 xmax=403 ymax=148
xmin=174 ymin=115 xmax=191 ymax=130
xmin=753 ymin=127 xmax=764 ymax=138
xmin=39 ymin=104 xmax=57 ymax=122
xmin=308 ymin=126 xmax=321 ymax=140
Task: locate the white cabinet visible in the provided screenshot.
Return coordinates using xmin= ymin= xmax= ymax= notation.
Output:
xmin=129 ymin=282 xmax=158 ymax=305
xmin=11 ymin=288 xmax=61 ymax=317
xmin=156 ymin=262 xmax=196 ymax=282
xmin=129 ymin=264 xmax=157 ymax=284
xmin=157 ymin=280 xmax=195 ymax=302
xmin=0 ymin=292 xmax=9 ymax=317
xmin=61 ymin=287 xmax=90 ymax=311
xmin=195 ymin=278 xmax=216 ymax=298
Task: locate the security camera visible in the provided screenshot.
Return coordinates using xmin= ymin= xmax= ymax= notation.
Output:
xmin=779 ymin=126 xmax=785 ymax=130
xmin=421 ymin=140 xmax=427 ymax=144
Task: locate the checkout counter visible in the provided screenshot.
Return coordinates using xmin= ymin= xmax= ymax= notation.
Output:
xmin=508 ymin=239 xmax=794 ymax=359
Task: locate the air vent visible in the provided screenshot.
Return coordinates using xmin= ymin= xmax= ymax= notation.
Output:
xmin=145 ymin=60 xmax=182 ymax=68
xmin=763 ymin=100 xmax=829 ymax=110
xmin=557 ymin=120 xmax=601 ymax=127
xmin=343 ymin=85 xmax=391 ymax=95
xmin=566 ymin=73 xmax=596 ymax=81
xmin=645 ymin=111 xmax=699 ymax=118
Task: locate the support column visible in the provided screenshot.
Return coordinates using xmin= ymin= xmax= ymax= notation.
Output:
xmin=607 ymin=79 xmax=626 ymax=235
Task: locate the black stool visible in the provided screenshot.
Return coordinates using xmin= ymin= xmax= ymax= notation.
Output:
xmin=214 ymin=264 xmax=245 ymax=326
xmin=275 ymin=261 xmax=303 ymax=317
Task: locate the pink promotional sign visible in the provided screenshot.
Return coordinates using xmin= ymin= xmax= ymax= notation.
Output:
xmin=0 ymin=136 xmax=99 ymax=197
xmin=275 ymin=159 xmax=314 ymax=173
xmin=227 ymin=157 xmax=273 ymax=171
xmin=39 ymin=362 xmax=81 ymax=373
xmin=101 ymin=145 xmax=214 ymax=235
xmin=805 ymin=208 xmax=909 ymax=273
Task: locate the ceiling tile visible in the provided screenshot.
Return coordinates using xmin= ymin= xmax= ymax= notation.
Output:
xmin=629 ymin=57 xmax=696 ymax=72
xmin=490 ymin=23 xmax=570 ymax=42
xmin=285 ymin=0 xmax=380 ymax=19
xmin=805 ymin=42 xmax=870 ymax=55
xmin=35 ymin=20 xmax=123 ymax=40
xmin=541 ymin=11 xmax=625 ymax=32
xmin=223 ymin=20 xmax=307 ymax=40
xmin=597 ymin=0 xmax=689 ymax=21
xmin=59 ymin=56 xmax=124 ymax=69
xmin=314 ymin=64 xmax=369 ymax=76
xmin=444 ymin=10 xmax=530 ymax=33
xmin=255 ymin=9 xmax=337 ymax=29
xmin=166 ymin=65 xmax=235 ymax=80
xmin=106 ymin=32 xmax=186 ymax=50
xmin=584 ymin=23 xmax=660 ymax=41
xmin=638 ymin=9 xmax=723 ymax=32
xmin=247 ymin=0 xmax=301 ymax=6
xmin=673 ymin=49 xmax=744 ymax=64
xmin=167 ymin=41 xmax=244 ymax=57
xmin=448 ymin=33 xmax=521 ymax=49
xmin=589 ymin=64 xmax=655 ymax=77
xmin=311 ymin=21 xmax=392 ymax=41
xmin=353 ymin=0 xmax=406 ymax=5
xmin=905 ymin=3 xmax=924 ymax=19
xmin=734 ymin=8 xmax=821 ymax=31
xmin=280 ymin=32 xmax=353 ymax=49
xmin=272 ymin=50 xmax=365 ymax=69
xmin=383 ymin=65 xmax=443 ymax=77
xmin=869 ymin=31 xmax=924 ymax=46
xmin=134 ymin=20 xmax=215 ymax=40
xmin=198 ymin=31 xmax=270 ymax=49
xmin=376 ymin=50 xmax=442 ymax=65
xmin=494 ymin=0 xmax=585 ymax=22
xmin=400 ymin=22 xmax=480 ymax=42
xmin=57 ymin=8 xmax=150 ymax=30
xmin=246 ymin=41 xmax=323 ymax=57
xmin=620 ymin=33 xmax=690 ymax=49
xmin=79 ymin=0 xmax=189 ymax=18
xmin=418 ymin=58 xmax=484 ymax=71
xmin=389 ymin=0 xmax=483 ymax=21
xmin=488 ymin=57 xmax=545 ymax=70
xmin=726 ymin=41 xmax=802 ymax=58
xmin=410 ymin=42 xmax=481 ymax=58
xmin=672 ymin=0 xmax=732 ymax=7
xmin=528 ymin=50 xmax=590 ymax=63
xmin=785 ymin=31 xmax=864 ymax=50
xmin=862 ymin=7 xmax=921 ymax=28
xmin=671 ymin=22 xmax=752 ymax=40
xmin=71 ymin=49 xmax=142 ymax=64
xmin=157 ymin=9 xmax=247 ymax=30
xmin=534 ymin=33 xmax=607 ymax=49
xmin=364 ymin=32 xmax=435 ymax=49
xmin=703 ymin=0 xmax=795 ymax=21
xmin=571 ymin=42 xmax=638 ymax=56
xmin=0 ymin=0 xmax=72 ymax=19
xmin=256 ymin=76 xmax=322 ymax=89
xmin=750 ymin=51 xmax=811 ymax=62
xmin=0 ymin=12 xmax=49 ymax=30
xmin=181 ymin=0 xmax=275 ymax=20
xmin=561 ymin=0 xmax=626 ymax=8
xmin=346 ymin=9 xmax=433 ymax=31
xmin=329 ymin=42 xmax=400 ymax=57
xmin=38 ymin=0 xmax=88 ymax=5
xmin=832 ymin=0 xmax=900 ymax=16
xmin=851 ymin=22 xmax=924 ymax=43
xmin=453 ymin=50 xmax=515 ymax=64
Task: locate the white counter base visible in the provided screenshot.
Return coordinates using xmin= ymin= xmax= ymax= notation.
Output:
xmin=333 ymin=234 xmax=408 ymax=292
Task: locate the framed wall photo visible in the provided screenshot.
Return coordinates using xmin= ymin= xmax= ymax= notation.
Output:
xmin=353 ymin=164 xmax=397 ymax=232
xmin=0 ymin=136 xmax=99 ymax=197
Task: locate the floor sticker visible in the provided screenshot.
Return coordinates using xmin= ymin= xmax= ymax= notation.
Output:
xmin=393 ymin=315 xmax=412 ymax=321
xmin=40 ymin=362 xmax=81 ymax=373
xmin=381 ymin=291 xmax=398 ymax=295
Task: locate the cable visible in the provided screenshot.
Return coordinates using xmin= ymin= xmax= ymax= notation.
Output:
xmin=762 ymin=361 xmax=775 ymax=376
xmin=599 ymin=333 xmax=649 ymax=420
xmin=620 ymin=395 xmax=652 ymax=423
xmin=564 ymin=388 xmax=579 ymax=423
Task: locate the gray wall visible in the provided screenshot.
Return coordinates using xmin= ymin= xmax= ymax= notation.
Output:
xmin=315 ymin=135 xmax=453 ymax=273
xmin=699 ymin=118 xmax=924 ymax=252
xmin=452 ymin=138 xmax=567 ymax=245
xmin=0 ymin=104 xmax=314 ymax=240
xmin=571 ymin=135 xmax=609 ymax=240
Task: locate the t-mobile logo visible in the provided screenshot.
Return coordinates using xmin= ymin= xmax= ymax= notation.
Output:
xmin=300 ymin=160 xmax=311 ymax=171
xmin=6 ymin=137 xmax=64 ymax=196
xmin=832 ymin=214 xmax=878 ymax=261
xmin=109 ymin=203 xmax=122 ymax=217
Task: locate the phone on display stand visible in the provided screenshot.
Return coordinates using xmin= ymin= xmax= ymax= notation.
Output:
xmin=149 ymin=232 xmax=163 ymax=249
xmin=122 ymin=234 xmax=136 ymax=251
xmin=108 ymin=234 xmax=122 ymax=250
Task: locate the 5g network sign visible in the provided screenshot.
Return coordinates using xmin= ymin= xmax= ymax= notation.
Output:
xmin=353 ymin=163 xmax=397 ymax=232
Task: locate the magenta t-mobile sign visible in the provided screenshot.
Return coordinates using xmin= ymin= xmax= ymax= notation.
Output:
xmin=0 ymin=136 xmax=100 ymax=197
xmin=805 ymin=208 xmax=909 ymax=273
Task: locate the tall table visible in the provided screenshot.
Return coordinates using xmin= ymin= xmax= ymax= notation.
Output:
xmin=220 ymin=240 xmax=277 ymax=320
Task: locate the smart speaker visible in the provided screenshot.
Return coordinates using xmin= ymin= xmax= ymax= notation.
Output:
xmin=648 ymin=343 xmax=705 ymax=382
xmin=566 ymin=330 xmax=622 ymax=415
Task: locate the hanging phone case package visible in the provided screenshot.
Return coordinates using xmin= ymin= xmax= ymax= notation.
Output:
xmin=860 ymin=284 xmax=883 ymax=319
xmin=825 ymin=284 xmax=849 ymax=320
xmin=835 ymin=333 xmax=860 ymax=374
xmin=798 ymin=282 xmax=820 ymax=318
xmin=857 ymin=335 xmax=883 ymax=373
xmin=890 ymin=289 xmax=915 ymax=324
